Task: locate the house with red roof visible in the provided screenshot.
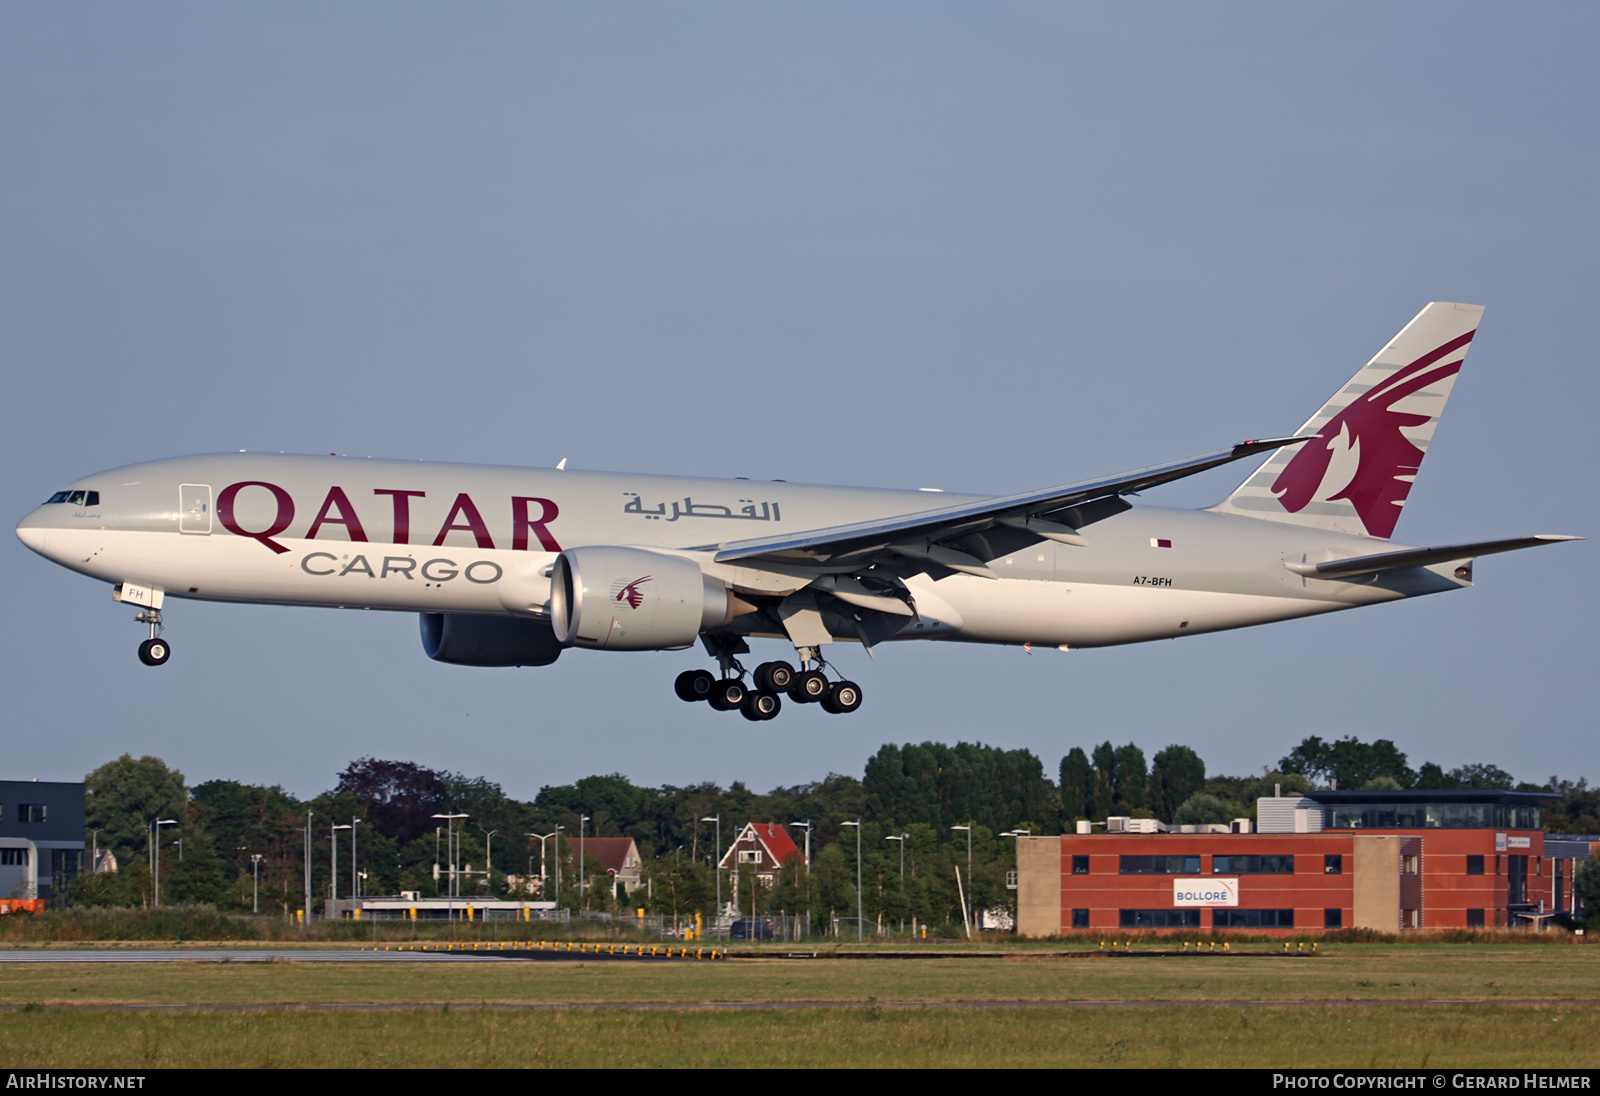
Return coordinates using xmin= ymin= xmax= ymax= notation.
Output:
xmin=716 ymin=823 xmax=804 ymax=908
xmin=580 ymin=837 xmax=642 ymax=896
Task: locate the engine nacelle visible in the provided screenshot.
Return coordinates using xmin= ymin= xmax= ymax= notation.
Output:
xmin=550 ymin=546 xmax=738 ymax=650
xmin=419 ymin=613 xmax=563 ymax=667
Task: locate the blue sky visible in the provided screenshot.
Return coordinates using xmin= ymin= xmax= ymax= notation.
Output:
xmin=3 ymin=3 xmax=1594 ymax=801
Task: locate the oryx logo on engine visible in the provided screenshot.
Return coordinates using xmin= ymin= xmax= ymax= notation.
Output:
xmin=611 ymin=575 xmax=652 ymax=609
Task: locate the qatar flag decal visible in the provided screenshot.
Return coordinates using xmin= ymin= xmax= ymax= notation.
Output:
xmin=1150 ymin=538 xmax=1173 ymax=549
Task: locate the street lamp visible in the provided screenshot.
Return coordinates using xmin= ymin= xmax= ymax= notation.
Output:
xmin=351 ymin=816 xmax=363 ymax=901
xmin=554 ymin=825 xmax=564 ymax=901
xmin=885 ymin=832 xmax=910 ymax=936
xmin=431 ymin=813 xmax=467 ymax=918
xmin=885 ymin=833 xmax=909 ymax=879
xmin=579 ymin=816 xmax=590 ymax=903
xmin=480 ymin=829 xmax=499 ymax=894
xmin=701 ymin=815 xmax=721 ymax=929
xmin=251 ymin=854 xmax=264 ymax=914
xmin=330 ymin=824 xmax=352 ymax=909
xmin=152 ymin=819 xmax=177 ymax=906
xmin=304 ymin=810 xmax=315 ymax=923
xmin=527 ymin=830 xmax=561 ymax=899
xmin=789 ymin=821 xmax=812 ymax=872
xmin=841 ymin=820 xmax=862 ymax=942
xmin=789 ymin=819 xmax=814 ymax=938
xmin=951 ymin=823 xmax=973 ymax=939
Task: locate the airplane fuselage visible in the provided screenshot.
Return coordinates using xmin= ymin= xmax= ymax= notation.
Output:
xmin=16 ymin=452 xmax=1458 ymax=652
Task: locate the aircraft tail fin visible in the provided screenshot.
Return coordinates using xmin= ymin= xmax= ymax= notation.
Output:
xmin=1210 ymin=302 xmax=1484 ymax=539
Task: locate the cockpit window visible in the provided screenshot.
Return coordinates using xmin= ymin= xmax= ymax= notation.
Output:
xmin=44 ymin=490 xmax=98 ymax=506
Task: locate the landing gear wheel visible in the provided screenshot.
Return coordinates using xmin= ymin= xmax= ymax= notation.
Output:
xmin=740 ymin=690 xmax=782 ymax=722
xmin=788 ymin=670 xmax=829 ymax=704
xmin=821 ymin=680 xmax=862 ymax=715
xmin=138 ymin=638 xmax=171 ymax=667
xmin=707 ymin=679 xmax=747 ymax=712
xmin=754 ymin=661 xmax=795 ymax=693
xmin=675 ymin=669 xmax=716 ymax=702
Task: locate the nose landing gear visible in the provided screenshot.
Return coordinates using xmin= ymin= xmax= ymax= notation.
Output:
xmin=134 ymin=609 xmax=170 ymax=666
xmin=114 ymin=583 xmax=171 ymax=667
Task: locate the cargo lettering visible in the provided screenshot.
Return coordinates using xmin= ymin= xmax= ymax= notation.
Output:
xmin=299 ymin=552 xmax=499 ymax=585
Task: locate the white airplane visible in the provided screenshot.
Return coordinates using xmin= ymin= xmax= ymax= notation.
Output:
xmin=16 ymin=303 xmax=1578 ymax=721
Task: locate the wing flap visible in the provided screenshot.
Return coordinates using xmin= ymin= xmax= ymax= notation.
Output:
xmin=711 ymin=437 xmax=1305 ymax=567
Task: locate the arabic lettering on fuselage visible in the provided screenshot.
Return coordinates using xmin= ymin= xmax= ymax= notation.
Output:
xmin=622 ymin=493 xmax=782 ymax=523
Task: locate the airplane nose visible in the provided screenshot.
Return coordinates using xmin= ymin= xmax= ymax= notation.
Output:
xmin=15 ymin=516 xmax=51 ymax=557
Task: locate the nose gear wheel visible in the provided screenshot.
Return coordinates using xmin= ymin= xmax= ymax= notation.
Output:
xmin=134 ymin=609 xmax=170 ymax=667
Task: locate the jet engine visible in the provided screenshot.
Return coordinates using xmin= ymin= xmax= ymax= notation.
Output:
xmin=550 ymin=546 xmax=744 ymax=650
xmin=419 ymin=612 xmax=563 ymax=667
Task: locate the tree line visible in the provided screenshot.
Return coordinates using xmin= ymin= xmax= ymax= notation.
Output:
xmin=70 ymin=735 xmax=1598 ymax=930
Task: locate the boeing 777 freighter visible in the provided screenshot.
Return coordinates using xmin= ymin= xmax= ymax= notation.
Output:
xmin=16 ymin=303 xmax=1578 ymax=720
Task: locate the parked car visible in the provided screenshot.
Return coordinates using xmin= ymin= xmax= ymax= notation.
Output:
xmin=729 ymin=919 xmax=774 ymax=941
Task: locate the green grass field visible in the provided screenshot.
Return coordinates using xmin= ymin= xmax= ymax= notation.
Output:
xmin=3 ymin=944 xmax=1595 ymax=1005
xmin=2 ymin=945 xmax=1596 ymax=1068
xmin=3 ymin=1004 xmax=1597 ymax=1069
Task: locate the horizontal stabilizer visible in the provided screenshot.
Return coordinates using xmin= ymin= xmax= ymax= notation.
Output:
xmin=1283 ymin=534 xmax=1581 ymax=580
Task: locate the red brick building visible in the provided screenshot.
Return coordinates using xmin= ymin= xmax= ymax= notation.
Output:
xmin=1017 ymin=791 xmax=1562 ymax=936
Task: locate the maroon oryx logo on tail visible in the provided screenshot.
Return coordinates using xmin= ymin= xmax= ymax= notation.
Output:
xmin=1271 ymin=331 xmax=1473 ymax=539
xmin=612 ymin=575 xmax=652 ymax=609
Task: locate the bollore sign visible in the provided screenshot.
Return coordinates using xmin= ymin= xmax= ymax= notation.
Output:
xmin=1174 ymin=878 xmax=1238 ymax=907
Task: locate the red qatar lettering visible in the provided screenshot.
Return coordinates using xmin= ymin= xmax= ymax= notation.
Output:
xmin=511 ymin=496 xmax=562 ymax=552
xmin=305 ymin=486 xmax=369 ymax=542
xmin=374 ymin=489 xmax=425 ymax=544
xmin=217 ymin=481 xmax=295 ymax=554
xmin=432 ymin=493 xmax=495 ymax=549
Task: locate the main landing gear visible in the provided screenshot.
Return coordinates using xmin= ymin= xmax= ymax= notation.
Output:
xmin=135 ymin=609 xmax=170 ymax=666
xmin=673 ymin=656 xmax=863 ymax=721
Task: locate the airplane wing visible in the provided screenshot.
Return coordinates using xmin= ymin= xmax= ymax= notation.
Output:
xmin=709 ymin=437 xmax=1307 ymax=576
xmin=1282 ymin=534 xmax=1582 ymax=580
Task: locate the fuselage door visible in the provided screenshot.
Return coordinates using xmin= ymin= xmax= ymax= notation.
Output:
xmin=179 ymin=484 xmax=213 ymax=535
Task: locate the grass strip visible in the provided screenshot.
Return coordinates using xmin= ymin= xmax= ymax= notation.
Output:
xmin=2 ymin=1003 xmax=1595 ymax=1068
xmin=2 ymin=947 xmax=1596 ymax=1006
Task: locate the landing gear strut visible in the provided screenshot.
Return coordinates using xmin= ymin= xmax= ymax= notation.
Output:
xmin=135 ymin=609 xmax=170 ymax=666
